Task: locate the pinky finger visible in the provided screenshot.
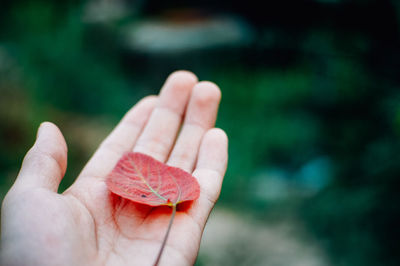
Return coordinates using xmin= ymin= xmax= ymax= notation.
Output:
xmin=189 ymin=128 xmax=228 ymax=226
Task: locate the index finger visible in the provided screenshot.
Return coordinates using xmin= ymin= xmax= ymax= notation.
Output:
xmin=75 ymin=95 xmax=158 ymax=181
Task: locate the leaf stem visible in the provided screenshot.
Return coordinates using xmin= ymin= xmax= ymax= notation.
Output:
xmin=153 ymin=204 xmax=177 ymax=266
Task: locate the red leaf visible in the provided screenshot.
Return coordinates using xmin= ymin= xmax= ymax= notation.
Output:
xmin=106 ymin=152 xmax=200 ymax=206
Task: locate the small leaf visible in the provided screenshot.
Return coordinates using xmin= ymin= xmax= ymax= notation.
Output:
xmin=106 ymin=152 xmax=200 ymax=206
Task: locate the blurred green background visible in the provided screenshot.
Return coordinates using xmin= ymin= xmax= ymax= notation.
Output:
xmin=1 ymin=0 xmax=399 ymax=265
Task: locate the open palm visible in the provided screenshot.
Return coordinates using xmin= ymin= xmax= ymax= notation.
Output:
xmin=1 ymin=71 xmax=228 ymax=266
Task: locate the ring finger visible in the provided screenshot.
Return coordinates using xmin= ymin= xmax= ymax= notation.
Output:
xmin=133 ymin=71 xmax=198 ymax=161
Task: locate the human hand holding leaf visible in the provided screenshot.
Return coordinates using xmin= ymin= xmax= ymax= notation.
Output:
xmin=1 ymin=71 xmax=228 ymax=266
xmin=106 ymin=152 xmax=200 ymax=265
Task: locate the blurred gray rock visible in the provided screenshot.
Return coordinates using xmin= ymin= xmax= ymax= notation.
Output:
xmin=123 ymin=14 xmax=254 ymax=54
xmin=199 ymin=208 xmax=331 ymax=266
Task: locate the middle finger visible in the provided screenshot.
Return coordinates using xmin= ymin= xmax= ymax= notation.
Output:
xmin=133 ymin=70 xmax=197 ymax=161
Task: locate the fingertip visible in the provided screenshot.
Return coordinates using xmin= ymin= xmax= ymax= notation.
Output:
xmin=138 ymin=95 xmax=158 ymax=106
xmin=203 ymin=128 xmax=228 ymax=147
xmin=167 ymin=70 xmax=198 ymax=85
xmin=38 ymin=121 xmax=56 ymax=136
xmin=192 ymin=81 xmax=222 ymax=107
xmin=16 ymin=122 xmax=68 ymax=191
xmin=191 ymin=128 xmax=228 ymax=215
xmin=151 ymin=70 xmax=198 ymax=123
xmin=159 ymin=71 xmax=198 ymax=110
xmin=204 ymin=128 xmax=228 ymax=167
xmin=197 ymin=80 xmax=221 ymax=94
xmin=183 ymin=82 xmax=222 ymax=129
xmin=197 ymin=128 xmax=228 ymax=175
xmin=35 ymin=122 xmax=68 ymax=172
xmin=37 ymin=121 xmax=68 ymax=153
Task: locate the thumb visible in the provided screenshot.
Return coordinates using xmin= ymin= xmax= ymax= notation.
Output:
xmin=14 ymin=122 xmax=68 ymax=192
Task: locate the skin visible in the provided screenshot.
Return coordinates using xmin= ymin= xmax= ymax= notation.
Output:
xmin=0 ymin=71 xmax=228 ymax=266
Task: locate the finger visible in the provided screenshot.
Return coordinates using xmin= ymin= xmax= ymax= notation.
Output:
xmin=78 ymin=96 xmax=157 ymax=180
xmin=13 ymin=122 xmax=68 ymax=192
xmin=188 ymin=128 xmax=228 ymax=226
xmin=167 ymin=81 xmax=221 ymax=172
xmin=133 ymin=70 xmax=198 ymax=161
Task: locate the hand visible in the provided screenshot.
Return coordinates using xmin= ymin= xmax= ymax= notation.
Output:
xmin=1 ymin=71 xmax=228 ymax=266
